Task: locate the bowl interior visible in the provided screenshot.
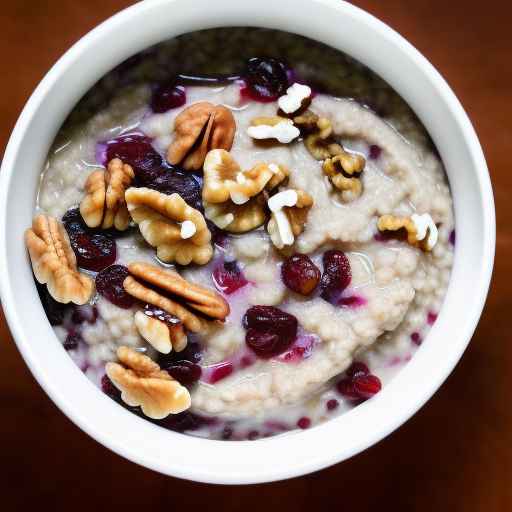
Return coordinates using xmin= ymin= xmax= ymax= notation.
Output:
xmin=0 ymin=0 xmax=494 ymax=484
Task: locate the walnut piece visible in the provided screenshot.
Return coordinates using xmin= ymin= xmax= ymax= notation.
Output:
xmin=247 ymin=116 xmax=300 ymax=144
xmin=267 ymin=189 xmax=314 ymax=249
xmin=323 ymin=151 xmax=366 ymax=201
xmin=167 ymin=101 xmax=236 ymax=171
xmin=303 ymin=117 xmax=344 ymax=160
xmin=123 ymin=262 xmax=230 ymax=333
xmin=377 ymin=213 xmax=438 ymax=251
xmin=125 ymin=187 xmax=213 ymax=265
xmin=106 ymin=346 xmax=190 ymax=419
xmin=134 ymin=310 xmax=187 ymax=354
xmin=25 ymin=215 xmax=94 ymax=304
xmin=277 ymin=83 xmax=312 ymax=114
xmin=202 ymin=150 xmax=289 ymax=233
xmin=80 ymin=158 xmax=135 ymax=230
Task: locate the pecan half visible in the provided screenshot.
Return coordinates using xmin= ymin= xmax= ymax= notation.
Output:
xmin=80 ymin=159 xmax=135 ymax=230
xmin=123 ymin=262 xmax=230 ymax=333
xmin=167 ymin=102 xmax=236 ymax=171
xmin=125 ymin=187 xmax=213 ymax=265
xmin=106 ymin=346 xmax=191 ymax=419
xmin=25 ymin=215 xmax=94 ymax=304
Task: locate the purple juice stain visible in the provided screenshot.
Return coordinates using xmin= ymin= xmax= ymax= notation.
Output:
xmin=203 ymin=361 xmax=234 ymax=384
xmin=449 ymin=229 xmax=456 ymax=246
xmin=338 ymin=294 xmax=367 ymax=308
xmin=276 ymin=334 xmax=318 ymax=363
xmin=369 ymin=144 xmax=382 ymax=160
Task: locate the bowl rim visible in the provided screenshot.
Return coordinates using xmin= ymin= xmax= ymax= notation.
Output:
xmin=0 ymin=0 xmax=495 ymax=484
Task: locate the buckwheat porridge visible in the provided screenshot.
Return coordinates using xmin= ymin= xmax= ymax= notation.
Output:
xmin=26 ymin=28 xmax=454 ymax=440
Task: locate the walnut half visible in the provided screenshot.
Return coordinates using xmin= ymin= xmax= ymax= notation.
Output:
xmin=80 ymin=158 xmax=135 ymax=230
xmin=377 ymin=213 xmax=438 ymax=251
xmin=106 ymin=346 xmax=191 ymax=419
xmin=25 ymin=215 xmax=94 ymax=304
xmin=167 ymin=102 xmax=236 ymax=171
xmin=125 ymin=187 xmax=213 ymax=265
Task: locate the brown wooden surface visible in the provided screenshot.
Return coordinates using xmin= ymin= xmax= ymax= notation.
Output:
xmin=0 ymin=1 xmax=509 ymax=509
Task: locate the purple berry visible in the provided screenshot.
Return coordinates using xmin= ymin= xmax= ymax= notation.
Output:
xmin=297 ymin=417 xmax=311 ymax=429
xmin=212 ymin=260 xmax=248 ymax=295
xmin=136 ymin=163 xmax=203 ymax=211
xmin=320 ymin=250 xmax=352 ymax=303
xmin=71 ymin=305 xmax=98 ymax=325
xmin=151 ymin=84 xmax=186 ymax=113
xmin=243 ymin=306 xmax=298 ymax=358
xmin=244 ymin=57 xmax=289 ymax=102
xmin=281 ymin=254 xmax=320 ymax=295
xmin=411 ymin=332 xmax=422 ymax=345
xmin=353 ymin=374 xmax=382 ymax=399
xmin=101 ymin=374 xmax=121 ymax=401
xmin=103 ymin=134 xmax=163 ymax=174
xmin=165 ymin=360 xmax=202 ymax=385
xmin=95 ymin=265 xmax=135 ymax=309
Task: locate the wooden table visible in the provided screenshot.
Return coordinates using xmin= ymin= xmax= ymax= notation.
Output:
xmin=1 ymin=1 xmax=508 ymax=509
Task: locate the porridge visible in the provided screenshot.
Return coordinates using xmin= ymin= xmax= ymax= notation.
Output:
xmin=25 ymin=28 xmax=454 ymax=440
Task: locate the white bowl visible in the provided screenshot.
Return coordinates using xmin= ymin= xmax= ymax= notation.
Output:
xmin=0 ymin=0 xmax=495 ymax=484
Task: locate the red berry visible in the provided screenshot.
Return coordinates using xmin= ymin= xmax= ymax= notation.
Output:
xmin=353 ymin=374 xmax=382 ymax=399
xmin=95 ymin=265 xmax=135 ymax=309
xmin=345 ymin=361 xmax=369 ymax=379
xmin=336 ymin=378 xmax=360 ymax=400
xmin=243 ymin=306 xmax=298 ymax=358
xmin=151 ymin=84 xmax=186 ymax=113
xmin=244 ymin=57 xmax=289 ymax=102
xmin=103 ymin=134 xmax=163 ymax=174
xmin=326 ymin=399 xmax=339 ymax=411
xmin=320 ymin=250 xmax=351 ymax=303
xmin=281 ymin=254 xmax=320 ymax=295
xmin=297 ymin=417 xmax=311 ymax=429
xmin=165 ymin=361 xmax=202 ymax=385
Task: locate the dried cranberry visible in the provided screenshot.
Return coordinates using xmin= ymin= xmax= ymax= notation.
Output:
xmin=353 ymin=374 xmax=382 ymax=399
xmin=103 ymin=134 xmax=163 ymax=174
xmin=336 ymin=378 xmax=360 ymax=401
xmin=320 ymin=250 xmax=351 ymax=303
xmin=62 ymin=208 xmax=117 ymax=271
xmin=165 ymin=360 xmax=202 ymax=385
xmin=36 ymin=282 xmax=68 ymax=325
xmin=95 ymin=265 xmax=135 ymax=309
xmin=281 ymin=254 xmax=320 ymax=295
xmin=243 ymin=306 xmax=298 ymax=358
xmin=369 ymin=144 xmax=382 ymax=160
xmin=244 ymin=57 xmax=289 ymax=102
xmin=297 ymin=417 xmax=311 ymax=429
xmin=345 ymin=361 xmax=369 ymax=379
xmin=136 ymin=163 xmax=203 ymax=211
xmin=151 ymin=83 xmax=186 ymax=113
xmin=157 ymin=339 xmax=203 ymax=367
xmin=156 ymin=411 xmax=205 ymax=432
xmin=411 ymin=332 xmax=422 ymax=345
xmin=212 ymin=260 xmax=248 ymax=295
xmin=326 ymin=399 xmax=339 ymax=411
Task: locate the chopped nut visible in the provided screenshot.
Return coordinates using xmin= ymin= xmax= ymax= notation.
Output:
xmin=123 ymin=262 xmax=230 ymax=333
xmin=167 ymin=101 xmax=236 ymax=171
xmin=267 ymin=189 xmax=313 ymax=249
xmin=304 ymin=117 xmax=344 ymax=160
xmin=203 ymin=149 xmax=274 ymax=205
xmin=80 ymin=159 xmax=135 ymax=230
xmin=134 ymin=310 xmax=187 ymax=354
xmin=202 ymin=150 xmax=288 ymax=233
xmin=323 ymin=151 xmax=366 ymax=200
xmin=106 ymin=346 xmax=190 ymax=419
xmin=377 ymin=213 xmax=438 ymax=251
xmin=278 ymin=83 xmax=312 ymax=114
xmin=293 ymin=110 xmax=320 ymax=132
xmin=247 ymin=116 xmax=300 ymax=144
xmin=204 ymin=194 xmax=268 ymax=233
xmin=25 ymin=215 xmax=94 ymax=304
xmin=125 ymin=187 xmax=213 ymax=265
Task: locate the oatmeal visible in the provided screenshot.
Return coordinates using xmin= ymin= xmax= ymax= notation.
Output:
xmin=28 ymin=28 xmax=454 ymax=440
